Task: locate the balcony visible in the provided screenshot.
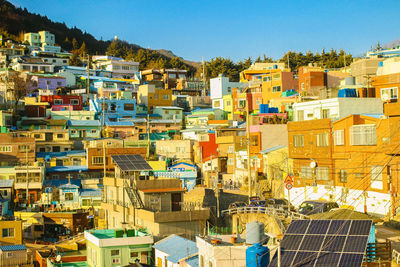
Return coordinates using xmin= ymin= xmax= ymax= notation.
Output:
xmin=15 ymin=181 xmax=42 ymax=190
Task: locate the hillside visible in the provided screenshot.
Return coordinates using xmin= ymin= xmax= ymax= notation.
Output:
xmin=0 ymin=0 xmax=197 ymax=74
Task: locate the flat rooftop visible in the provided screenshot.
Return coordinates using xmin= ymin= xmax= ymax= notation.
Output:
xmin=89 ymin=229 xmax=148 ymax=239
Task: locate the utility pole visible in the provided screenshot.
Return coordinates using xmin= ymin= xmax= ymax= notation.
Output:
xmin=246 ymin=91 xmax=252 ymax=201
xmin=86 ymin=55 xmax=90 ymax=106
xmin=202 ymin=57 xmax=206 ymax=97
xmin=146 ymin=113 xmax=150 ymax=159
xmin=103 ymin=141 xmax=106 ymax=179
xmin=287 ymin=52 xmax=290 ymax=71
xmin=25 ymin=148 xmax=29 ymax=205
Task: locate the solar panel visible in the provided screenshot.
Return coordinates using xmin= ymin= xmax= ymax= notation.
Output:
xmin=268 ymin=220 xmax=372 ymax=267
xmin=111 ymin=154 xmax=153 ymax=171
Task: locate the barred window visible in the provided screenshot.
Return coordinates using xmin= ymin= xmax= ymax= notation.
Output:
xmin=370 ymin=166 xmax=383 ymax=190
xmin=316 ymin=167 xmax=329 ymax=181
xmin=350 ymin=124 xmax=376 ymax=146
xmin=316 ymin=133 xmax=329 ymax=147
xmin=339 ymin=169 xmax=347 ymax=183
xmin=334 ymin=130 xmax=344 ymax=146
xmin=92 ymin=156 xmax=104 ymax=165
xmin=300 ymin=166 xmax=312 ymax=179
xmin=293 ymin=135 xmax=304 ymax=147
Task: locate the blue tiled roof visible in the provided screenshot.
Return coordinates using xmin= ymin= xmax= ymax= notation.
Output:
xmin=43 ymin=179 xmax=81 ymax=188
xmin=46 ymin=166 xmax=88 ymax=173
xmin=0 ymin=179 xmax=14 ymax=188
xmin=69 ymin=120 xmax=101 ymax=127
xmin=80 ymin=189 xmax=102 ymax=197
xmin=185 ymin=255 xmax=199 ymax=267
xmin=36 ymin=150 xmax=86 ymax=159
xmin=0 ymin=245 xmax=26 ymax=251
xmin=153 ymin=235 xmax=198 ymax=263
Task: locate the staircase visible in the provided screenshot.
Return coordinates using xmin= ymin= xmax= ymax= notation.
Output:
xmin=124 ymin=179 xmax=144 ymax=209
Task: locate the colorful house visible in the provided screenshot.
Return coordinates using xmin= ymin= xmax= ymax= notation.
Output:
xmin=85 ymin=228 xmax=153 ymax=266
xmin=68 ymin=120 xmax=101 ymax=139
xmin=153 ymin=106 xmax=183 ymax=121
xmin=90 ymin=97 xmax=137 ymax=123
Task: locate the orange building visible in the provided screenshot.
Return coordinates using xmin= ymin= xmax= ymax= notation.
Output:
xmin=371 ymin=72 xmax=400 ymax=101
xmin=87 ymin=147 xmax=147 ymax=171
xmin=298 ymin=66 xmax=326 ymax=95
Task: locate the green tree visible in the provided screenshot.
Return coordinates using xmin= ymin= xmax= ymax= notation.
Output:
xmin=72 ymin=37 xmax=79 ymax=50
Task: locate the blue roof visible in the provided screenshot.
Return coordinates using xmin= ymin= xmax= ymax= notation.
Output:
xmin=0 ymin=245 xmax=26 ymax=251
xmin=359 ymin=113 xmax=384 ymax=119
xmin=0 ymin=179 xmax=14 ymax=188
xmin=105 ymin=121 xmax=135 ymax=126
xmin=185 ymin=255 xmax=199 ymax=267
xmin=169 ymin=162 xmax=197 ymax=169
xmin=36 ymin=150 xmax=86 ymax=159
xmin=260 ymin=145 xmax=287 ymax=154
xmin=43 ymin=179 xmax=81 ymax=188
xmin=58 ymin=183 xmax=80 ymax=189
xmin=46 ymin=166 xmax=88 ymax=173
xmin=80 ymin=189 xmax=102 ymax=197
xmin=69 ymin=120 xmax=101 ymax=127
xmin=153 ymin=235 xmax=198 ymax=263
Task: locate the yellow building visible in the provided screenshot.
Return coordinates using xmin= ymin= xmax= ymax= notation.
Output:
xmin=261 ymin=69 xmax=297 ymax=104
xmin=137 ymin=84 xmax=172 ymax=112
xmin=36 ymin=150 xmax=87 ymax=167
xmin=223 ymin=95 xmax=234 ymax=120
xmin=0 ymin=220 xmax=23 ymax=244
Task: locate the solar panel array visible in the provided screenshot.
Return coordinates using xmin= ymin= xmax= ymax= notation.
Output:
xmin=111 ymin=154 xmax=153 ymax=171
xmin=268 ymin=219 xmax=372 ymax=267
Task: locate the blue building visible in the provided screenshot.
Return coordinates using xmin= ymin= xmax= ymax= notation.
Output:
xmin=90 ymin=97 xmax=137 ymax=124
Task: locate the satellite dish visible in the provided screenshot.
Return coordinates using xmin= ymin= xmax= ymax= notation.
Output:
xmin=56 ymin=255 xmax=62 ymax=262
xmin=310 ymin=161 xmax=317 ymax=169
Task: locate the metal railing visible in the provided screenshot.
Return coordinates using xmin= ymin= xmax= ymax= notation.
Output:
xmin=392 ymin=249 xmax=400 ymax=264
xmin=222 ymin=206 xmax=310 ymax=220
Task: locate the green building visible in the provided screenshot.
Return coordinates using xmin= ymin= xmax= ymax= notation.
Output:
xmin=85 ymin=229 xmax=153 ymax=266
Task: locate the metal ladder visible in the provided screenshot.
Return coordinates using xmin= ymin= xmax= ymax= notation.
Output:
xmin=124 ymin=179 xmax=144 ymax=209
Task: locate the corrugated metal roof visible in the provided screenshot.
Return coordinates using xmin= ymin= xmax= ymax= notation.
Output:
xmin=153 ymin=235 xmax=197 ymax=263
xmin=36 ymin=150 xmax=86 ymax=159
xmin=43 ymin=179 xmax=81 ymax=187
xmin=185 ymin=255 xmax=199 ymax=267
xmin=0 ymin=179 xmax=14 ymax=188
xmin=46 ymin=166 xmax=88 ymax=173
xmin=0 ymin=245 xmax=26 ymax=251
xmin=80 ymin=189 xmax=102 ymax=197
xmin=105 ymin=121 xmax=134 ymax=126
xmin=69 ymin=120 xmax=101 ymax=127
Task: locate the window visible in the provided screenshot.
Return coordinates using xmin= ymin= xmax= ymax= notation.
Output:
xmin=371 ymin=166 xmax=383 ymax=189
xmin=297 ymin=110 xmax=304 ymax=121
xmin=272 ymin=86 xmax=281 ymax=92
xmin=321 ymin=109 xmax=330 ymax=119
xmin=70 ymin=99 xmax=79 ymax=105
xmin=316 ymin=133 xmax=329 ymax=147
xmin=300 ymin=166 xmax=312 ymax=179
xmin=18 ymin=145 xmax=30 ymax=152
xmin=176 ymin=147 xmax=185 ymax=153
xmin=163 ymin=95 xmax=170 ymax=100
xmin=34 ymin=134 xmax=41 ymax=139
xmin=111 ymin=249 xmax=120 ymax=256
xmin=54 ymin=99 xmax=63 ymax=105
xmin=227 ymin=87 xmax=231 ymax=93
xmin=334 ymin=130 xmax=344 ymax=146
xmin=350 ymin=124 xmax=376 ymax=146
xmin=65 ymin=193 xmax=74 ymax=201
xmin=92 ymin=156 xmax=104 ymax=165
xmin=293 ymin=135 xmax=304 ymax=147
xmin=57 ymin=134 xmax=64 ymax=139
xmin=2 ymin=228 xmax=14 ymax=238
xmin=263 ymin=76 xmax=271 ymax=82
xmin=226 ymin=100 xmax=232 ymax=106
xmin=251 ymin=135 xmax=258 ymax=146
xmin=46 ymin=80 xmax=51 ymax=85
xmin=381 ymin=87 xmax=398 ymax=100
xmin=316 ymin=167 xmax=329 ymax=181
xmin=214 ymin=101 xmax=220 ymax=108
xmin=228 ymin=145 xmax=234 ymax=153
xmin=56 ymin=159 xmax=63 ymax=167
xmin=57 ymin=82 xmax=62 ymax=86
xmin=124 ymin=103 xmax=134 ymax=111
xmin=0 ymin=146 xmax=12 ymax=152
xmin=339 ymin=170 xmax=347 ymax=183
xmin=71 ymin=130 xmax=77 ymax=134
xmin=6 ymin=252 xmax=12 ymax=258
xmin=228 ymin=158 xmax=234 ymax=165
xmin=130 ymin=251 xmax=139 ymax=257
xmin=273 ymin=74 xmax=280 ymax=80
xmin=91 ymin=129 xmax=97 ymax=134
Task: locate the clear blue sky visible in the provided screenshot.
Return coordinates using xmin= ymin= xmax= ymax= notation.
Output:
xmin=10 ymin=0 xmax=400 ymax=62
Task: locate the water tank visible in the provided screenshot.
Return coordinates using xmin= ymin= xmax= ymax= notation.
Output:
xmin=246 ymin=243 xmax=270 ymax=267
xmin=246 ymin=221 xmax=265 ymax=244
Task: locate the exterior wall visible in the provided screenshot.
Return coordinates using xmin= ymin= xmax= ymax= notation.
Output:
xmin=293 ymin=98 xmax=383 ymax=121
xmin=41 ymin=95 xmax=83 ymax=110
xmin=372 ymin=72 xmax=400 ymax=101
xmin=87 ymin=147 xmax=147 ymax=170
xmin=40 ymin=57 xmax=69 ymax=67
xmin=153 ymin=107 xmax=183 ymax=120
xmin=12 ymin=63 xmax=54 ymax=73
xmin=0 ymin=133 xmax=36 ymax=165
xmin=0 ymin=220 xmax=23 ymax=244
xmin=210 ymin=76 xmax=244 ymax=100
xmin=156 ymin=140 xmax=195 ymax=162
xmin=261 ymin=70 xmax=297 ymax=104
xmin=69 ymin=125 xmax=101 ymax=139
xmin=350 ymin=58 xmax=381 ymax=85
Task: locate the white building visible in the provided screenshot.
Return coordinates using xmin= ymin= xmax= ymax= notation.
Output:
xmin=196 ymin=235 xmax=248 ymax=267
xmin=293 ymin=98 xmax=384 ymax=122
xmin=24 ymin=31 xmax=61 ymax=53
xmin=11 ymin=62 xmax=55 ymax=73
xmin=92 ymin=56 xmax=139 ymax=79
xmin=376 ymin=58 xmax=400 ymax=76
xmin=210 ymin=74 xmax=246 ymax=110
